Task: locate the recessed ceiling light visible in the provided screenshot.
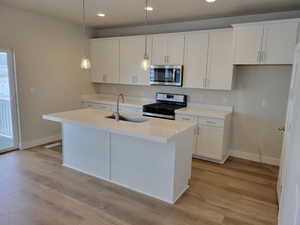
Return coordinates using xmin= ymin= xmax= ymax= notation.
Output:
xmin=97 ymin=13 xmax=106 ymax=17
xmin=206 ymin=0 xmax=216 ymax=2
xmin=144 ymin=6 xmax=153 ymax=11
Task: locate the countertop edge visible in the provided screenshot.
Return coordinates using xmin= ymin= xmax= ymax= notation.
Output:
xmin=43 ymin=114 xmax=197 ymax=144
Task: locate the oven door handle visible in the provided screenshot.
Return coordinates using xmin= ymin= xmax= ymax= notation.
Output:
xmin=143 ymin=112 xmax=175 ymax=120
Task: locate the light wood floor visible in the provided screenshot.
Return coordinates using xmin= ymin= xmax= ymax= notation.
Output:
xmin=0 ymin=146 xmax=279 ymax=225
xmin=0 ymin=135 xmax=13 ymax=151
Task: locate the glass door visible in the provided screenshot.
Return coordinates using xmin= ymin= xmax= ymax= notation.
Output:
xmin=0 ymin=50 xmax=18 ymax=152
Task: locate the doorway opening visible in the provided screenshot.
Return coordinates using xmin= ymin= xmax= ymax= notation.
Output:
xmin=0 ymin=50 xmax=19 ymax=152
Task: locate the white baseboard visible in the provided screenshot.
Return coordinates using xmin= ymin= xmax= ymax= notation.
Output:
xmin=19 ymin=134 xmax=61 ymax=150
xmin=230 ymin=150 xmax=280 ymax=166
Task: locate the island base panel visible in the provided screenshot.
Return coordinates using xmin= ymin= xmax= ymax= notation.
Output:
xmin=61 ymin=122 xmax=193 ymax=204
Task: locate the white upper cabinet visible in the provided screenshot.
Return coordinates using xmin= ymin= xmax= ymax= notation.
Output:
xmin=183 ymin=29 xmax=234 ymax=90
xmin=233 ymin=24 xmax=264 ymax=65
xmin=166 ymin=34 xmax=185 ymax=65
xmin=262 ymin=22 xmax=299 ymax=64
xmin=151 ymin=35 xmax=167 ymax=65
xmin=90 ymin=38 xmax=119 ymax=83
xmin=207 ymin=29 xmax=234 ymax=90
xmin=233 ymin=19 xmax=300 ymax=65
xmin=151 ymin=33 xmax=185 ymax=65
xmin=119 ymin=36 xmax=151 ymax=85
xmin=183 ymin=31 xmax=209 ymax=88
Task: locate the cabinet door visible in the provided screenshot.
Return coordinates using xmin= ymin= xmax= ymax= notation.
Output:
xmin=196 ymin=126 xmax=224 ymax=160
xmin=151 ymin=35 xmax=167 ymax=65
xmin=207 ymin=29 xmax=234 ymax=90
xmin=166 ymin=34 xmax=185 ymax=65
xmin=90 ymin=38 xmax=119 ymax=83
xmin=233 ymin=25 xmax=264 ymax=65
xmin=120 ymin=36 xmax=150 ymax=85
xmin=183 ymin=32 xmax=209 ymax=88
xmin=175 ymin=114 xmax=198 ymax=154
xmin=262 ymin=22 xmax=299 ymax=65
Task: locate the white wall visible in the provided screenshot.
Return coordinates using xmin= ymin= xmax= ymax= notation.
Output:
xmin=95 ymin=66 xmax=292 ymax=165
xmin=0 ymin=4 xmax=96 ymax=148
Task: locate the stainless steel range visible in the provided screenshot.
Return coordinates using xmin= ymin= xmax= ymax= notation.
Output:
xmin=143 ymin=93 xmax=187 ymax=120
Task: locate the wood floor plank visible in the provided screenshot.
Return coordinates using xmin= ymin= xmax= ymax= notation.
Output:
xmin=0 ymin=146 xmax=279 ymax=225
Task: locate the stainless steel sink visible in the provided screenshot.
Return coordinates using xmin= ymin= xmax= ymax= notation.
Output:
xmin=105 ymin=114 xmax=149 ymax=123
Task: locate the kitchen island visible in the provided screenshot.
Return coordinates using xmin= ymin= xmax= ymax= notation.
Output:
xmin=43 ymin=108 xmax=196 ymax=204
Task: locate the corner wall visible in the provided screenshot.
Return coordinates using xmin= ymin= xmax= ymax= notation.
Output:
xmin=0 ymin=4 xmax=96 ymax=149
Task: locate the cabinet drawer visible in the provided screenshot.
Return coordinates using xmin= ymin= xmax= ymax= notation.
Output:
xmin=198 ymin=118 xmax=224 ymax=127
xmin=175 ymin=114 xmax=197 ymax=122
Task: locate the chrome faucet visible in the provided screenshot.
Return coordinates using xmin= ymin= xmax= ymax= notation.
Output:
xmin=114 ymin=93 xmax=125 ymax=121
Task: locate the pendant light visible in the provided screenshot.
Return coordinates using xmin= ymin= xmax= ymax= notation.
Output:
xmin=80 ymin=0 xmax=91 ymax=70
xmin=141 ymin=0 xmax=150 ymax=71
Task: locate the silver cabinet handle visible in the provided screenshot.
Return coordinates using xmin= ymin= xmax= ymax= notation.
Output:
xmin=102 ymin=74 xmax=107 ymax=82
xmin=278 ymin=127 xmax=285 ymax=135
xmin=261 ymin=51 xmax=265 ymax=63
xmin=132 ymin=75 xmax=138 ymax=83
xmin=206 ymin=78 xmax=210 ymax=88
xmin=257 ymin=51 xmax=261 ymax=64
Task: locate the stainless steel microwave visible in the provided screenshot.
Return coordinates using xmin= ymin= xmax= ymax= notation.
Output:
xmin=149 ymin=65 xmax=183 ymax=87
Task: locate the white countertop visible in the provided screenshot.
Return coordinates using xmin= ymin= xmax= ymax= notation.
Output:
xmin=43 ymin=108 xmax=197 ymax=143
xmin=175 ymin=107 xmax=231 ymax=119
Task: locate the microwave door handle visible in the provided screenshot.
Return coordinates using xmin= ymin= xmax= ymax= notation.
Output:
xmin=172 ymin=69 xmax=175 ymax=82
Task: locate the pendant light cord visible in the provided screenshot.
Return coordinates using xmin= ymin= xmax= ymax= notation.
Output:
xmin=82 ymin=0 xmax=87 ymax=57
xmin=144 ymin=0 xmax=149 ymax=57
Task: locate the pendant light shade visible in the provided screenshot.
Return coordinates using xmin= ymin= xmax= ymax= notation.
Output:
xmin=141 ymin=0 xmax=150 ymax=71
xmin=81 ymin=57 xmax=91 ymax=69
xmin=142 ymin=55 xmax=150 ymax=71
xmin=81 ymin=0 xmax=91 ymax=70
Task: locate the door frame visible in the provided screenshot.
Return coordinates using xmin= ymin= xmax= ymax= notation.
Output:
xmin=0 ymin=49 xmax=21 ymax=152
xmin=278 ymin=43 xmax=300 ymax=225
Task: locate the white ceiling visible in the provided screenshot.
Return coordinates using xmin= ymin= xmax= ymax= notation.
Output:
xmin=1 ymin=0 xmax=300 ymax=28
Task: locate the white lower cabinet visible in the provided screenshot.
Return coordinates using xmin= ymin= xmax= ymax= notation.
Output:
xmin=175 ymin=114 xmax=198 ymax=154
xmin=176 ymin=113 xmax=231 ymax=163
xmin=196 ymin=125 xmax=224 ymax=160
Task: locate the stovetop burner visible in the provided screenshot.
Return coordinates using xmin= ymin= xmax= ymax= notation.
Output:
xmin=143 ymin=93 xmax=187 ymax=120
